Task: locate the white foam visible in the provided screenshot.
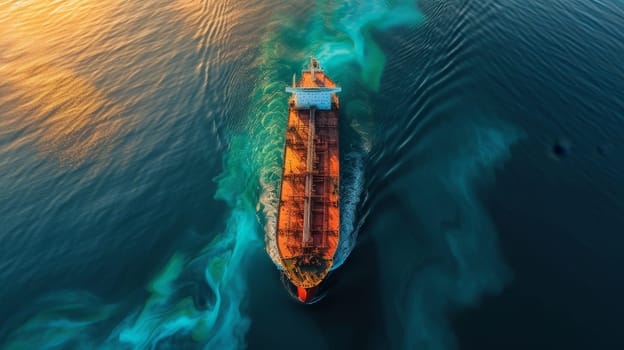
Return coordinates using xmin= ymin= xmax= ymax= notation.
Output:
xmin=333 ymin=149 xmax=366 ymax=269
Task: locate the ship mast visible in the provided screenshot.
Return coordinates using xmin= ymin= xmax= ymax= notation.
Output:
xmin=309 ymin=57 xmax=315 ymax=82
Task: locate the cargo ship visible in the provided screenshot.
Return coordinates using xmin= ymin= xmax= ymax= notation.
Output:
xmin=277 ymin=57 xmax=341 ymax=304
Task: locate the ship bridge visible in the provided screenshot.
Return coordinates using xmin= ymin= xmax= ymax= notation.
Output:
xmin=285 ymin=58 xmax=341 ymax=110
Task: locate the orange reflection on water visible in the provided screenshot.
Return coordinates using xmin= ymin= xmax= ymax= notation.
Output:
xmin=0 ymin=0 xmax=125 ymax=167
xmin=0 ymin=0 xmax=247 ymax=167
xmin=1 ymin=62 xmax=124 ymax=167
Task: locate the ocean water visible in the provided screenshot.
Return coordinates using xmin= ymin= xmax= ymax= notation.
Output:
xmin=1 ymin=0 xmax=623 ymax=349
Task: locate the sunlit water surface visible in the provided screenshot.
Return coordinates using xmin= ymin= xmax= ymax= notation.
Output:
xmin=1 ymin=0 xmax=623 ymax=349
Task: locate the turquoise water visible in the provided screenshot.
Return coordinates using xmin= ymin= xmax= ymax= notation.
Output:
xmin=1 ymin=0 xmax=623 ymax=349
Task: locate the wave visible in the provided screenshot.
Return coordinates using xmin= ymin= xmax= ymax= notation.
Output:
xmin=366 ymin=105 xmax=525 ymax=349
xmin=1 ymin=0 xmax=258 ymax=348
xmin=0 ymin=0 xmax=428 ymax=348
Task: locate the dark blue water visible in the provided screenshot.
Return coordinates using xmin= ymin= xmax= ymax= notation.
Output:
xmin=1 ymin=0 xmax=623 ymax=349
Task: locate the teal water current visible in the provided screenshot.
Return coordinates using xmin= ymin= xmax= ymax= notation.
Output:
xmin=1 ymin=0 xmax=623 ymax=349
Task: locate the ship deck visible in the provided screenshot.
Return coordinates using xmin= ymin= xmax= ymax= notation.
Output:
xmin=276 ymin=68 xmax=340 ymax=289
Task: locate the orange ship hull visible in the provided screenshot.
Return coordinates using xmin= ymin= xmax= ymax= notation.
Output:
xmin=277 ymin=58 xmax=340 ymax=303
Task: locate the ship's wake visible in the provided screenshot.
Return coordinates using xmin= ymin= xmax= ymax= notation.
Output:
xmin=365 ymin=114 xmax=524 ymax=349
xmin=2 ymin=0 xmax=421 ymax=346
xmin=0 ymin=0 xmax=528 ymax=348
xmin=333 ymin=149 xmax=366 ymax=269
xmin=1 ymin=1 xmax=260 ymax=348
